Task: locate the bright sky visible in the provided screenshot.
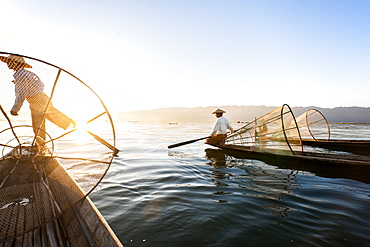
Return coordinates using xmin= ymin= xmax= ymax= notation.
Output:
xmin=1 ymin=0 xmax=370 ymax=112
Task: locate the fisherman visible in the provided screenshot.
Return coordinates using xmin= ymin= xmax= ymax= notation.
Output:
xmin=256 ymin=118 xmax=268 ymax=147
xmin=0 ymin=54 xmax=76 ymax=141
xmin=206 ymin=108 xmax=234 ymax=145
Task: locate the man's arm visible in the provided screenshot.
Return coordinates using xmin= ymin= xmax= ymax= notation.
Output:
xmin=11 ymin=91 xmax=25 ymax=115
xmin=227 ymin=120 xmax=234 ymax=133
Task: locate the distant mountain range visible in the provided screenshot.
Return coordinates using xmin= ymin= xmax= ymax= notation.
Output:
xmin=116 ymin=105 xmax=370 ymax=123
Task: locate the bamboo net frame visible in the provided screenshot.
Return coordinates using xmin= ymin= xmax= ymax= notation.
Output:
xmin=295 ymin=109 xmax=330 ymax=140
xmin=225 ymin=104 xmax=303 ymax=154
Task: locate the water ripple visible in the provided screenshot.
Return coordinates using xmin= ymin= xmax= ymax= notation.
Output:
xmin=89 ymin=122 xmax=370 ymax=247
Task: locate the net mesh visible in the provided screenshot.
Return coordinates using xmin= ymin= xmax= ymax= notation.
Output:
xmin=225 ymin=104 xmax=302 ymax=154
xmin=295 ymin=109 xmax=330 ymax=140
xmin=0 ymin=52 xmax=118 ymax=242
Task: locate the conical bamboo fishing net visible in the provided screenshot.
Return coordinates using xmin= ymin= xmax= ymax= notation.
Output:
xmin=0 ymin=52 xmax=118 ymax=242
xmin=225 ymin=104 xmax=303 ymax=154
xmin=295 ymin=109 xmax=330 ymax=140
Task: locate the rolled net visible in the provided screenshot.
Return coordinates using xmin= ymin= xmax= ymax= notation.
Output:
xmin=0 ymin=52 xmax=118 ymax=242
xmin=295 ymin=109 xmax=330 ymax=140
xmin=225 ymin=104 xmax=302 ymax=154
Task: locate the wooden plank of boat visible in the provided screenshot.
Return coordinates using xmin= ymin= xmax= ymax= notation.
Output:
xmin=302 ymin=139 xmax=370 ymax=155
xmin=0 ymin=156 xmax=123 ymax=247
xmin=205 ymin=147 xmax=370 ymax=184
xmin=211 ymin=144 xmax=370 ymax=168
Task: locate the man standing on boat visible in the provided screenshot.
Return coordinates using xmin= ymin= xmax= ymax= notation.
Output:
xmin=206 ymin=108 xmax=234 ymax=145
xmin=0 ymin=55 xmax=76 ymax=141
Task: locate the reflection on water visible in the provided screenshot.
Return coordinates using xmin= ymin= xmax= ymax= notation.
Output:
xmin=141 ymin=198 xmax=166 ymax=222
xmin=89 ymin=122 xmax=370 ymax=247
xmin=205 ymin=148 xmax=300 ymax=217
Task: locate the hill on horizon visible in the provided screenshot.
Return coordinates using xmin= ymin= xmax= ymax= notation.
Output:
xmin=116 ymin=105 xmax=370 ymax=123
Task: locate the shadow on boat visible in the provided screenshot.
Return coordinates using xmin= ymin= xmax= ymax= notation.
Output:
xmin=205 ymin=148 xmax=370 ymax=184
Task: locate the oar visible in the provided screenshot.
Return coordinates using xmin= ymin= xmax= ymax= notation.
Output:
xmin=168 ymin=136 xmax=211 ymax=149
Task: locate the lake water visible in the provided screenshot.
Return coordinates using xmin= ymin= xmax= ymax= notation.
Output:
xmin=89 ymin=122 xmax=370 ymax=247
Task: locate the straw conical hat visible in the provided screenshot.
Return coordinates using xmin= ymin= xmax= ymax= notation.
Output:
xmin=0 ymin=55 xmax=32 ymax=68
xmin=212 ymin=108 xmax=226 ymax=114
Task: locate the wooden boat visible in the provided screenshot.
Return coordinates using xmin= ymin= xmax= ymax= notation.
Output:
xmin=0 ymin=154 xmax=122 ymax=246
xmin=205 ymin=148 xmax=370 ymax=184
xmin=301 ymin=139 xmax=370 ymax=156
xmin=210 ymin=143 xmax=370 ymax=168
xmin=208 ymin=105 xmax=370 ymax=175
xmin=0 ymin=52 xmax=122 ymax=246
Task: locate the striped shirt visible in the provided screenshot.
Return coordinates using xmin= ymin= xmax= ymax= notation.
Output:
xmin=12 ymin=69 xmax=44 ymax=112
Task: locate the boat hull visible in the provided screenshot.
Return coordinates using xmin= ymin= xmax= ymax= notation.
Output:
xmin=208 ymin=144 xmax=370 ymax=183
xmin=302 ymin=139 xmax=370 ymax=155
xmin=0 ymin=157 xmax=122 ymax=246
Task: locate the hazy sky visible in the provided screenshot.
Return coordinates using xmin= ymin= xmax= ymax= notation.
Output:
xmin=1 ymin=0 xmax=370 ymax=111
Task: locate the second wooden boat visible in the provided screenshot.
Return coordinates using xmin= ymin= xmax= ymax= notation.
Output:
xmin=302 ymin=139 xmax=370 ymax=155
xmin=205 ymin=148 xmax=370 ymax=184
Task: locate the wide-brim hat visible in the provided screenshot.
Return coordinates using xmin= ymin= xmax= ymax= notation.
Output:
xmin=212 ymin=108 xmax=226 ymax=114
xmin=0 ymin=55 xmax=32 ymax=68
